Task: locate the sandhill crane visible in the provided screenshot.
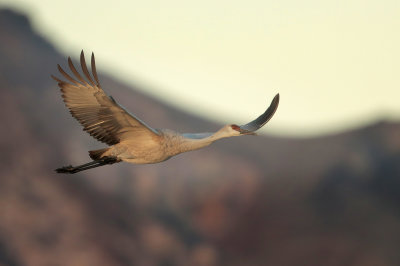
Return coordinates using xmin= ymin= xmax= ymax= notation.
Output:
xmin=53 ymin=51 xmax=279 ymax=174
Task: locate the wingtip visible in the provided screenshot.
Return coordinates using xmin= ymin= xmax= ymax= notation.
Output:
xmin=91 ymin=52 xmax=96 ymax=66
xmin=273 ymin=93 xmax=280 ymax=104
xmin=57 ymin=64 xmax=64 ymax=72
xmin=50 ymin=74 xmax=60 ymax=82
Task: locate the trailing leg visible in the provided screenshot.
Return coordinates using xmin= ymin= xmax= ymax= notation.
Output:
xmin=55 ymin=156 xmax=120 ymax=174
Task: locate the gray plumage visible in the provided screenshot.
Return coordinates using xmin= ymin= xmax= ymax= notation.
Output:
xmin=54 ymin=51 xmax=279 ymax=174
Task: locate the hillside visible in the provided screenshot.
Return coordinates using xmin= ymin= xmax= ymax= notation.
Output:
xmin=0 ymin=8 xmax=399 ymax=266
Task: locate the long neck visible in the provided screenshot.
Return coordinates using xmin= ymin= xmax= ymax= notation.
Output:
xmin=179 ymin=129 xmax=232 ymax=153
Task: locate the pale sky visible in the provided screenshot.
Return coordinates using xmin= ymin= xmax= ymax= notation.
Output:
xmin=1 ymin=0 xmax=399 ymax=136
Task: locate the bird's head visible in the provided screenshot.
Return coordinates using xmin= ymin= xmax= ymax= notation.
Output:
xmin=229 ymin=124 xmax=257 ymax=136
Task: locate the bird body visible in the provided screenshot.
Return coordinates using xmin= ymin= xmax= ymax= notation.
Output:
xmin=91 ymin=126 xmax=239 ymax=164
xmin=53 ymin=51 xmax=279 ymax=173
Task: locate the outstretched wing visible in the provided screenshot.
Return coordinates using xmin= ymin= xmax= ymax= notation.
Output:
xmin=239 ymin=93 xmax=279 ymax=133
xmin=52 ymin=51 xmax=160 ymax=145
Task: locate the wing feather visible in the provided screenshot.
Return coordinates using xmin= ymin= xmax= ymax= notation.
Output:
xmin=79 ymin=50 xmax=96 ymax=86
xmin=239 ymin=94 xmax=279 ymax=132
xmin=57 ymin=64 xmax=79 ymax=85
xmin=68 ymin=57 xmax=89 ymax=86
xmin=91 ymin=52 xmax=100 ymax=86
xmin=52 ymin=51 xmax=160 ymax=146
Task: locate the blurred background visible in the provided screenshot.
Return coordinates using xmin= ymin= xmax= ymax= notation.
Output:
xmin=0 ymin=1 xmax=399 ymax=265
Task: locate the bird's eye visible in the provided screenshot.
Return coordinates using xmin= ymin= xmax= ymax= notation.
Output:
xmin=231 ymin=124 xmax=241 ymax=131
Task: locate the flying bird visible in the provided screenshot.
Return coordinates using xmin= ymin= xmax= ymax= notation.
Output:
xmin=53 ymin=51 xmax=279 ymax=174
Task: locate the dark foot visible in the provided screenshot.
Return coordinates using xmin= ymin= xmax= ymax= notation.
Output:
xmin=55 ymin=165 xmax=76 ymax=174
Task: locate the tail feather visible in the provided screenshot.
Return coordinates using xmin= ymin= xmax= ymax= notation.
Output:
xmin=89 ymin=147 xmax=109 ymax=160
